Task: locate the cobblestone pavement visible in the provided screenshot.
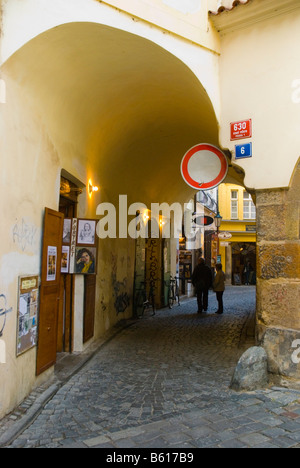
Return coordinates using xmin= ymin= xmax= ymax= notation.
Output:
xmin=3 ymin=286 xmax=300 ymax=448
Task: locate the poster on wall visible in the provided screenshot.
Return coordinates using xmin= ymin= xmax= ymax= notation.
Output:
xmin=77 ymin=219 xmax=96 ymax=246
xmin=17 ymin=276 xmax=39 ymax=356
xmin=62 ymin=218 xmax=98 ymax=274
xmin=62 ymin=218 xmax=72 ymax=244
xmin=47 ymin=246 xmax=57 ymax=281
xmin=61 ymin=245 xmax=70 ymax=273
xmin=69 ymin=218 xmax=78 ymax=274
xmin=75 ymin=246 xmax=97 ymax=274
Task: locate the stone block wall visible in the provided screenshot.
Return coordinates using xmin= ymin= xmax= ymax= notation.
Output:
xmin=256 ymin=160 xmax=300 ymax=380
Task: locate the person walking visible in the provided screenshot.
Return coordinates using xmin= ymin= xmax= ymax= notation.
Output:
xmin=244 ymin=261 xmax=253 ymax=285
xmin=192 ymin=258 xmax=213 ymax=314
xmin=213 ymin=263 xmax=226 ymax=315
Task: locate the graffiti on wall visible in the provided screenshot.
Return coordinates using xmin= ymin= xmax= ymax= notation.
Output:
xmin=12 ymin=218 xmax=38 ymax=252
xmin=147 ymin=239 xmax=159 ymax=285
xmin=111 ymin=254 xmax=130 ymax=315
xmin=0 ymin=294 xmax=13 ymax=338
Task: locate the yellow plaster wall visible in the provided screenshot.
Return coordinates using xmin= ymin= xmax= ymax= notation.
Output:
xmin=217 ymin=183 xmax=256 ymax=275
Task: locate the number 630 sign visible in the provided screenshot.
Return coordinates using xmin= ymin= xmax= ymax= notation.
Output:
xmin=230 ymin=119 xmax=252 ymax=140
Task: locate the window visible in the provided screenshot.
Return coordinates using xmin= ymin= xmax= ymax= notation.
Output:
xmin=231 ymin=190 xmax=238 ymax=219
xmin=243 ymin=192 xmax=256 ymax=219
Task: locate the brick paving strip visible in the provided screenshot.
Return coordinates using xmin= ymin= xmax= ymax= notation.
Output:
xmin=1 ymin=287 xmax=300 ymax=448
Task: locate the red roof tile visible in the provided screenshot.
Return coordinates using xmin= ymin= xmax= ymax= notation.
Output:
xmin=209 ymin=0 xmax=251 ymax=16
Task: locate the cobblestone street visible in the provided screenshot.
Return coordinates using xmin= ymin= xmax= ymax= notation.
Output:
xmin=2 ymin=286 xmax=300 ymax=448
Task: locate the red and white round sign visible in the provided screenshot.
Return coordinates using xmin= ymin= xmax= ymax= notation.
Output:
xmin=181 ymin=143 xmax=228 ymax=190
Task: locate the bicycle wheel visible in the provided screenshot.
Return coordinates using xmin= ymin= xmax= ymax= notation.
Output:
xmin=148 ymin=291 xmax=156 ymax=316
xmin=135 ymin=290 xmax=145 ymax=317
xmin=175 ymin=285 xmax=180 ymax=306
xmin=168 ymin=288 xmax=174 ymax=309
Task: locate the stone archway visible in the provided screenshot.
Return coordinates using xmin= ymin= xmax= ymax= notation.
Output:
xmin=256 ymin=159 xmax=300 ymax=381
xmin=0 ymin=18 xmax=248 ymax=417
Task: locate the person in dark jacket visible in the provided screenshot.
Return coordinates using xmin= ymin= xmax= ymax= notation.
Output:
xmin=192 ymin=257 xmax=213 ymax=314
xmin=213 ymin=263 xmax=226 ymax=315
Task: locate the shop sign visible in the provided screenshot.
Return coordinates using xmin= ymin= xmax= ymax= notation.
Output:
xmin=193 ymin=215 xmax=214 ymax=226
xmin=218 ymin=232 xmax=232 ymax=239
xmin=220 ymin=242 xmax=230 ymax=247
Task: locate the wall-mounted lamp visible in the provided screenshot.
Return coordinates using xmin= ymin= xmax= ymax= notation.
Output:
xmin=88 ymin=180 xmax=99 ymax=198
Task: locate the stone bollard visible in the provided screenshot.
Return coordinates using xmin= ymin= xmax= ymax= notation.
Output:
xmin=230 ymin=346 xmax=269 ymax=391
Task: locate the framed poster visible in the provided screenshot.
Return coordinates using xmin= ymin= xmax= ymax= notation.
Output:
xmin=62 ymin=218 xmax=98 ymax=275
xmin=77 ymin=219 xmax=96 ymax=246
xmin=17 ymin=276 xmax=39 ymax=356
xmin=75 ymin=246 xmax=97 ymax=274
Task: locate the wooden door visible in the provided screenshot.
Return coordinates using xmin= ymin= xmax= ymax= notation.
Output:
xmin=58 ymin=195 xmax=77 ymax=352
xmin=83 ymin=275 xmax=96 ymax=343
xmin=36 ymin=208 xmax=64 ymax=376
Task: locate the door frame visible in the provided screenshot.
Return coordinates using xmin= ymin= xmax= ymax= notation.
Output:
xmin=36 ymin=208 xmax=64 ymax=376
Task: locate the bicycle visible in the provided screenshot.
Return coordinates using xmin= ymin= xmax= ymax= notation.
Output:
xmin=168 ymin=276 xmax=181 ymax=309
xmin=134 ymin=280 xmax=156 ymax=318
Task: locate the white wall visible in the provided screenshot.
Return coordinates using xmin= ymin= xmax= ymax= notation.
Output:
xmin=1 ymin=0 xmax=221 ymax=121
xmin=218 ymin=9 xmax=300 ymax=190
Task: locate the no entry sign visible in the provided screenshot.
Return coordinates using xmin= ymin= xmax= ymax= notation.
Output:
xmin=181 ymin=144 xmax=228 ymax=190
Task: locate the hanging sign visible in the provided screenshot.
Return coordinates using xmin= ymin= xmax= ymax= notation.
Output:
xmin=193 ymin=215 xmax=214 ymax=227
xmin=181 ymin=144 xmax=228 ymax=190
xmin=230 ymin=119 xmax=252 ymax=140
xmin=218 ymin=232 xmax=232 ymax=239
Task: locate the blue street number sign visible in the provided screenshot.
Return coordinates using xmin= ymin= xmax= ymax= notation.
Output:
xmin=235 ymin=142 xmax=252 ymax=159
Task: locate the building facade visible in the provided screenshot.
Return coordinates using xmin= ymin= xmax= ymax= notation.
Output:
xmin=0 ymin=0 xmax=299 ymax=418
xmin=218 ymin=183 xmax=256 ymax=285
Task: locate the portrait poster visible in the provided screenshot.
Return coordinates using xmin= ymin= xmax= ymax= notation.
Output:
xmin=47 ymin=246 xmax=57 ymax=281
xmin=75 ymin=246 xmax=97 ymax=275
xmin=77 ymin=219 xmax=96 ymax=246
xmin=62 ymin=218 xmax=72 ymax=244
xmin=61 ymin=245 xmax=70 ymax=273
xmin=17 ymin=276 xmax=39 ymax=356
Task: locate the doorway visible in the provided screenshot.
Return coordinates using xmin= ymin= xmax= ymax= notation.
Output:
xmin=232 ymin=242 xmax=256 ymax=285
xmin=58 ymin=176 xmax=80 ymax=352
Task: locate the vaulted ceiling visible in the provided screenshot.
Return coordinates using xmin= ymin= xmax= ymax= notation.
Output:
xmin=2 ymin=22 xmax=244 ymax=205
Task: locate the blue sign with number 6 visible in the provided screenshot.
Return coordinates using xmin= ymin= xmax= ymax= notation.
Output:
xmin=235 ymin=143 xmax=252 ymax=159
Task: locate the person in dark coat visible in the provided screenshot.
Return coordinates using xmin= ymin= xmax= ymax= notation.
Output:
xmin=192 ymin=257 xmax=213 ymax=314
xmin=213 ymin=263 xmax=226 ymax=315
